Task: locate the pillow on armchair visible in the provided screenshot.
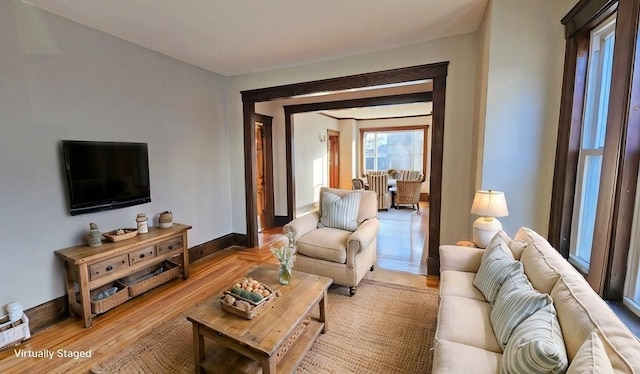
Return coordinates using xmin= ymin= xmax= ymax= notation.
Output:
xmin=318 ymin=191 xmax=361 ymax=231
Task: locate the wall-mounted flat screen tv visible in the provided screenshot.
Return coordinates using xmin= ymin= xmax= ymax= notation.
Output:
xmin=62 ymin=140 xmax=151 ymax=216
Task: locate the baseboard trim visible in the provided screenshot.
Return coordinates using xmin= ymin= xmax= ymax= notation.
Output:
xmin=23 ymin=296 xmax=68 ymax=334
xmin=26 ymin=232 xmax=247 ymax=333
xmin=273 ymin=215 xmax=290 ymax=227
xmin=420 ymin=192 xmax=430 ymax=202
xmin=189 ymin=233 xmax=247 ymax=263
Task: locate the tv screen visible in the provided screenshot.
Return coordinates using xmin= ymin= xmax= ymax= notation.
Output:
xmin=62 ymin=140 xmax=151 ymax=215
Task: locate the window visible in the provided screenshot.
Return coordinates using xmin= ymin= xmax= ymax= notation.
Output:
xmin=569 ymin=15 xmax=616 ymax=272
xmin=552 ymin=0 xmax=640 ymax=302
xmin=361 ymin=127 xmax=426 ymax=174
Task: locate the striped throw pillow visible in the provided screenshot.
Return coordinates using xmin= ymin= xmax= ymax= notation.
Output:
xmin=318 ymin=191 xmax=361 ymax=231
xmin=473 ymin=242 xmax=520 ymax=305
xmin=502 ymin=304 xmax=568 ymax=374
xmin=491 ymin=269 xmax=553 ymax=349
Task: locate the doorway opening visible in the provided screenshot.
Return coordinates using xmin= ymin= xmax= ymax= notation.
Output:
xmin=242 ymin=62 xmax=448 ymax=274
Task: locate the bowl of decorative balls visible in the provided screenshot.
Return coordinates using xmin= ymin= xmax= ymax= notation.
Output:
xmin=220 ymin=277 xmax=281 ymax=319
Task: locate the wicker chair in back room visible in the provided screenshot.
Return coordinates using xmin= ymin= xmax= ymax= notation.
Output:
xmin=394 ymin=177 xmax=424 ymax=210
xmin=351 ymin=178 xmax=365 ymax=190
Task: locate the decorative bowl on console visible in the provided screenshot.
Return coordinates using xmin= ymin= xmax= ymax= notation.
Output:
xmin=103 ymin=228 xmax=138 ymax=242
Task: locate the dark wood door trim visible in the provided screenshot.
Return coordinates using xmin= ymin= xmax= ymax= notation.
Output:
xmin=242 ymin=63 xmax=448 ymax=276
xmin=242 ymin=63 xmax=447 ymax=102
xmin=255 ymin=113 xmax=275 ymax=230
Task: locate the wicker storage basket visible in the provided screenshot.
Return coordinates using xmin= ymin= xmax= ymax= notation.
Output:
xmin=89 ymin=281 xmax=128 ymax=314
xmin=0 ymin=314 xmax=30 ymax=350
xmin=120 ymin=260 xmax=181 ymax=297
xmin=220 ymin=281 xmax=274 ymax=320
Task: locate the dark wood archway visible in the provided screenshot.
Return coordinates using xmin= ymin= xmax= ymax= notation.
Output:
xmin=241 ymin=62 xmax=448 ymax=274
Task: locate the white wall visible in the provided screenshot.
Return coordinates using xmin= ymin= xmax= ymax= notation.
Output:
xmin=227 ymin=32 xmax=479 ymax=248
xmin=292 ymin=112 xmax=340 ymax=214
xmin=338 ymin=119 xmax=357 ymax=190
xmin=0 ymin=1 xmax=230 ymax=311
xmin=475 ymin=0 xmax=569 ymax=236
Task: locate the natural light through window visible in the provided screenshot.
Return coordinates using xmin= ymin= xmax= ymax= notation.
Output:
xmin=569 ymin=14 xmax=616 ymax=272
xmin=363 ymin=129 xmax=424 ymax=173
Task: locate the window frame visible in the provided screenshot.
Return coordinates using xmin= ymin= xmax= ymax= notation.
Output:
xmin=569 ymin=15 xmax=616 ymax=271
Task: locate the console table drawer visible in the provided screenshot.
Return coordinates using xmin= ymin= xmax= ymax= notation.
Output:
xmin=90 ymin=254 xmax=128 ymax=281
xmin=128 ymin=246 xmax=156 ymax=265
xmin=158 ymin=238 xmax=183 ymax=255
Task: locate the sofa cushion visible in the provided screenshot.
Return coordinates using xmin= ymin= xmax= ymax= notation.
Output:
xmin=436 ymin=295 xmax=502 ymax=353
xmin=296 ymin=227 xmax=350 ymax=263
xmin=491 ymin=268 xmax=552 ymax=349
xmin=318 ymin=191 xmax=361 ymax=231
xmin=432 ymin=339 xmax=502 ymax=374
xmin=567 ymin=332 xmax=614 ymax=374
xmin=501 ymin=304 xmax=568 ymax=374
xmin=440 ymin=270 xmax=486 ymax=301
xmin=473 ymin=241 xmax=520 ymax=306
xmin=518 ymin=227 xmax=575 ymax=294
xmin=551 ymin=274 xmax=640 ymax=372
xmin=494 ymin=230 xmax=527 ymax=260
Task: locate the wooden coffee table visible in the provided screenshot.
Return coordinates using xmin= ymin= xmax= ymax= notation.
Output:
xmin=187 ymin=265 xmax=332 ymax=374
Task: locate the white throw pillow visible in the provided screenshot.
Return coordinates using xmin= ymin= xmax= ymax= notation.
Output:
xmin=318 ymin=191 xmax=361 ymax=231
xmin=473 ymin=241 xmax=520 ymax=305
xmin=491 ymin=268 xmax=552 ymax=349
xmin=501 ymin=304 xmax=568 ymax=374
xmin=567 ymin=332 xmax=614 ymax=374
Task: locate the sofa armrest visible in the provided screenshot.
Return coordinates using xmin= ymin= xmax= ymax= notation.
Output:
xmin=439 ymin=245 xmax=485 ymax=273
xmin=283 ymin=212 xmax=320 ymax=241
xmin=346 ymin=218 xmax=380 ymax=267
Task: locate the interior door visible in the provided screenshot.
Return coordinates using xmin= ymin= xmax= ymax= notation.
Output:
xmin=328 ymin=130 xmax=340 ymax=188
xmin=255 ymin=123 xmax=266 ymax=232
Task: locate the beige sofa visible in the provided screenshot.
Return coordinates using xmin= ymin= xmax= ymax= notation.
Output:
xmin=433 ymin=227 xmax=640 ymax=373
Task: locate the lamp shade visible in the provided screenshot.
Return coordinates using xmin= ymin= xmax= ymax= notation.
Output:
xmin=471 ymin=190 xmax=509 ymax=218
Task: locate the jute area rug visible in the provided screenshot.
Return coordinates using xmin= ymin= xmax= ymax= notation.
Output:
xmin=91 ymin=279 xmax=438 ymax=374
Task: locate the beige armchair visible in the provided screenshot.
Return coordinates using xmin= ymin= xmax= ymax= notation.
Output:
xmin=283 ymin=187 xmax=379 ymax=296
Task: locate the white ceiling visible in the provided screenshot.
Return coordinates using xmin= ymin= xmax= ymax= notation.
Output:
xmin=25 ymin=0 xmax=488 ymax=76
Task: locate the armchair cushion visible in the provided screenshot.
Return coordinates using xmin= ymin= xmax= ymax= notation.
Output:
xmin=296 ymin=227 xmax=351 ymax=263
xmin=318 ymin=191 xmax=361 ymax=231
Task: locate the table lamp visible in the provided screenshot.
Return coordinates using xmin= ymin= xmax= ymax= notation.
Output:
xmin=471 ymin=190 xmax=509 ymax=248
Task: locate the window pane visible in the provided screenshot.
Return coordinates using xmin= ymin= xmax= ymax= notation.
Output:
xmin=574 ymin=154 xmax=603 ymax=265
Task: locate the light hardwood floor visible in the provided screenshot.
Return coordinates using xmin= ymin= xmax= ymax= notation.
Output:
xmin=376 ymin=201 xmax=430 ymax=275
xmin=0 ymin=214 xmax=437 ymax=374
